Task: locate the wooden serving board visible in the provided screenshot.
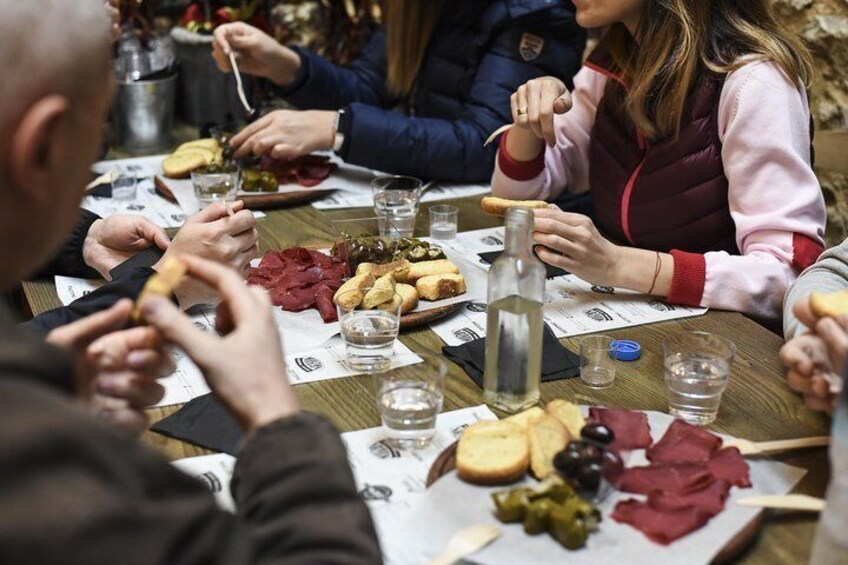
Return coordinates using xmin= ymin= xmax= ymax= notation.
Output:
xmin=154 ymin=176 xmax=334 ymax=210
xmin=426 ymin=441 xmax=764 ymax=564
xmin=400 ymin=302 xmax=463 ymax=331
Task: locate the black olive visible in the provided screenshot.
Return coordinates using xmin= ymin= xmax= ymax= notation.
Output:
xmin=576 ymin=461 xmax=603 ymax=493
xmin=600 ymin=449 xmax=624 ymax=483
xmin=580 ymin=423 xmax=615 ymax=446
xmin=576 ymin=443 xmax=603 ymax=465
xmin=553 ymin=448 xmax=582 ymax=477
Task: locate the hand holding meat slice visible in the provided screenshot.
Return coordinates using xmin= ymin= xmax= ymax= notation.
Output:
xmin=141 ymin=256 xmax=300 ymax=433
xmin=230 ymin=109 xmax=337 ymax=162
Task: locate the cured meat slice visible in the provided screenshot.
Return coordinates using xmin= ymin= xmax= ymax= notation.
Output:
xmin=314 ymin=285 xmax=338 ymax=323
xmin=707 ymin=447 xmax=751 ymax=488
xmin=261 ymin=155 xmax=336 ymax=187
xmin=588 ymin=408 xmax=652 ymax=450
xmin=612 ymin=499 xmax=712 ymax=545
xmin=616 ymin=463 xmax=714 ymax=495
xmin=646 ymin=419 xmax=723 ymax=464
xmin=648 ymin=480 xmax=730 ymax=517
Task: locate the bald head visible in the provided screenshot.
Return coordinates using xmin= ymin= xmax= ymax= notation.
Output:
xmin=0 ymin=0 xmax=112 ymax=138
xmin=0 ymin=0 xmax=114 ymax=287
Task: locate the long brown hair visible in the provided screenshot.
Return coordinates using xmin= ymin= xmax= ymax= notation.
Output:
xmin=606 ymin=0 xmax=814 ymax=141
xmin=385 ymin=0 xmax=445 ymax=97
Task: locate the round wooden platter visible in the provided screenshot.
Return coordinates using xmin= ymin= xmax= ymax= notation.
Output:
xmin=154 ymin=176 xmax=334 ymax=210
xmin=400 ymin=302 xmax=463 ymax=331
xmin=426 ymin=441 xmax=764 ymax=564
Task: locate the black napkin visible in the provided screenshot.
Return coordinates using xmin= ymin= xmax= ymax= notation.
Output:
xmin=152 ymin=394 xmax=242 ymax=456
xmin=478 ymin=251 xmax=569 ymax=279
xmin=442 ymin=323 xmax=583 ymax=387
xmin=109 ymin=246 xmax=165 ymax=280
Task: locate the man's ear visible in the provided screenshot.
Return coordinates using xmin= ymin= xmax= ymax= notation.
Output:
xmin=8 ymin=95 xmax=71 ymax=202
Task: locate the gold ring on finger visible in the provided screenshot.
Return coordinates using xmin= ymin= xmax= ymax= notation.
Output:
xmin=517 ymin=107 xmax=528 ymax=116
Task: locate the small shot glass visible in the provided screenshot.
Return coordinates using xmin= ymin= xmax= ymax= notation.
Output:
xmin=336 ymin=290 xmax=402 ymax=373
xmin=111 ymin=173 xmax=138 ymax=200
xmin=192 ymin=169 xmax=239 ymax=206
xmin=580 ymin=335 xmax=618 ymax=389
xmin=376 ymin=356 xmax=447 ymax=449
xmin=429 ymin=205 xmax=459 ymax=240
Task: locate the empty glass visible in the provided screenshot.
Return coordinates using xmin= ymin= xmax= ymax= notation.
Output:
xmin=337 ymin=290 xmax=402 ymax=373
xmin=111 ymin=173 xmax=138 ymax=200
xmin=372 ymin=176 xmax=423 ymax=239
xmin=192 ymin=169 xmax=240 ymax=206
xmin=429 ymin=205 xmax=459 ymax=240
xmin=663 ymin=331 xmax=736 ymax=425
xmin=376 ymin=357 xmax=447 ymax=449
xmin=579 ymin=335 xmax=618 ymax=388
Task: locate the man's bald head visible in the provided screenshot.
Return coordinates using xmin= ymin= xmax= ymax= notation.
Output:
xmin=0 ymin=0 xmax=114 ymax=287
xmin=0 ymin=0 xmax=112 ymax=139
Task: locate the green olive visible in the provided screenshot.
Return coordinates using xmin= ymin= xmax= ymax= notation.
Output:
xmin=523 ymin=499 xmax=555 ymax=535
xmin=491 ymin=488 xmax=532 ymax=523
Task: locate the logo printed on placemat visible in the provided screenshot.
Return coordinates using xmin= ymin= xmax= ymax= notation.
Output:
xmin=519 ymin=32 xmax=545 ymax=61
xmin=295 ymin=356 xmax=323 ymax=373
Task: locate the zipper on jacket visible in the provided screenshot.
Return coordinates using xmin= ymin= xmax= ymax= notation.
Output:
xmin=584 ymin=62 xmax=649 ymax=245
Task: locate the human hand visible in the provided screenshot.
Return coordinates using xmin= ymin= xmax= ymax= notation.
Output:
xmin=230 ymin=109 xmax=336 ymax=161
xmin=511 ymin=76 xmax=572 ymax=146
xmin=46 ymin=299 xmax=172 ymax=434
xmin=212 ymin=22 xmax=301 ymax=87
xmin=84 ymin=215 xmax=171 ymax=280
xmin=531 ymin=207 xmax=622 ymax=286
xmin=816 ymin=314 xmax=848 ymax=381
xmin=154 ymin=201 xmax=259 ymax=309
xmin=141 ymin=256 xmax=299 ymax=433
xmin=779 ymin=333 xmax=838 ymax=414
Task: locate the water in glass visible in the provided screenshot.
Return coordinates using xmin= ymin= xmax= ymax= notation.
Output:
xmin=379 ymin=383 xmax=443 ymax=448
xmin=340 ymin=310 xmax=399 ymax=372
xmin=374 ymin=192 xmax=417 ymax=239
xmin=664 ymin=352 xmax=730 ymax=425
xmin=429 ymin=221 xmax=457 ymax=240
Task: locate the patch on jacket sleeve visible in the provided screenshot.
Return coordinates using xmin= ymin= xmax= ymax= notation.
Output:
xmin=519 ymin=32 xmax=545 ymax=61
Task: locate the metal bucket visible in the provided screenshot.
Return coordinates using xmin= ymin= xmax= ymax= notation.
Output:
xmin=111 ymin=73 xmax=178 ymax=154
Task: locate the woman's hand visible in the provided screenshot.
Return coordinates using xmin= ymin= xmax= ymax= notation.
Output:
xmin=511 ymin=77 xmax=572 ymax=146
xmin=230 ymin=110 xmax=336 ymax=161
xmin=84 ymin=215 xmax=171 ymax=280
xmin=212 ymin=22 xmax=301 ymax=87
xmin=531 ymin=207 xmax=622 ymax=286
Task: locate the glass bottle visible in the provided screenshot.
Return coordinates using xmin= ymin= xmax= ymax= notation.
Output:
xmin=483 ymin=207 xmax=546 ymax=413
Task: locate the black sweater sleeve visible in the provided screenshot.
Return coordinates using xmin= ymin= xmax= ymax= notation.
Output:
xmin=20 ymin=268 xmax=154 ymax=336
xmin=33 ymin=209 xmax=102 ymax=279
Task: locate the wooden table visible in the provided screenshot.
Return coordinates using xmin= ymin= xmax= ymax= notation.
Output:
xmin=21 ymin=195 xmax=831 ymax=564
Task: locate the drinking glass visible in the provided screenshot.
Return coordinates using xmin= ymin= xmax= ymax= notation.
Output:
xmin=371 ymin=176 xmax=423 ymax=239
xmin=337 ymin=290 xmax=402 ymax=373
xmin=579 ymin=335 xmax=618 ymax=388
xmin=429 ymin=205 xmax=459 ymax=240
xmin=192 ymin=169 xmax=240 ymax=206
xmin=663 ymin=331 xmax=736 ymax=425
xmin=376 ymin=357 xmax=447 ymax=449
xmin=111 ymin=173 xmax=138 ymax=200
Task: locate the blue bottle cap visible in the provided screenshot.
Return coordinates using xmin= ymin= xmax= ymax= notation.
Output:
xmin=610 ymin=340 xmax=641 ymax=362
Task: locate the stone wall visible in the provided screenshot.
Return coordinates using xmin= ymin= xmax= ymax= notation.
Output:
xmin=773 ymin=0 xmax=848 ymax=244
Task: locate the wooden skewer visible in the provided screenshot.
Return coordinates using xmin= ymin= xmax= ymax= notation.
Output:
xmin=484 ymin=123 xmax=514 ymax=147
xmin=737 ymin=495 xmax=825 ymax=512
xmin=228 ymin=50 xmax=254 ymax=116
xmin=725 ymin=436 xmax=830 ymax=456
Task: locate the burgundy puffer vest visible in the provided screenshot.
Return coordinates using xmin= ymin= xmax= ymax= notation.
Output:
xmin=586 ymin=42 xmax=739 ymax=255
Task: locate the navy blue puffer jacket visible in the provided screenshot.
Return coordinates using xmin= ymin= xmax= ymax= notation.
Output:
xmin=277 ymin=0 xmax=585 ymax=182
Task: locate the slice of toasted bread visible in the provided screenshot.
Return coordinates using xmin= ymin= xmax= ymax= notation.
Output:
xmin=545 ymin=399 xmax=584 ymax=439
xmin=162 ymin=153 xmax=208 ymax=179
xmin=333 ymin=273 xmax=376 ymax=310
xmin=132 ymin=257 xmax=188 ymax=324
xmin=361 ymin=274 xmax=396 ymax=310
xmin=176 ymin=138 xmax=220 ymax=153
xmin=527 ymin=415 xmax=568 ymax=480
xmin=504 ymin=407 xmax=546 ymax=430
xmin=416 ymin=273 xmax=466 ymax=301
xmin=356 ymin=259 xmax=411 ymax=283
xmin=457 ymin=420 xmax=529 ymax=485
xmin=395 ymin=283 xmax=419 ymax=314
xmin=406 ymin=259 xmax=459 ymax=283
xmin=810 ymin=291 xmax=848 ymax=319
xmin=481 ymin=196 xmax=550 ymax=217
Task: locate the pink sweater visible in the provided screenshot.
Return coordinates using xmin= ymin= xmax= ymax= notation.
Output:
xmin=491 ymin=60 xmax=826 ymax=320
